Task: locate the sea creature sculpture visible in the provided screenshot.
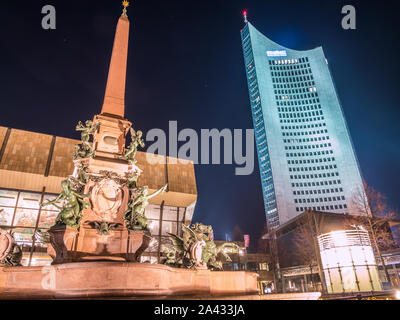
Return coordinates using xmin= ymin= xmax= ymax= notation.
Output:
xmin=0 ymin=229 xmax=22 ymax=267
xmin=161 ymin=222 xmax=238 ymax=270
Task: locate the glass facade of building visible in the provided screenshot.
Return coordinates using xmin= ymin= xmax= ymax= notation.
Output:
xmin=0 ymin=188 xmax=58 ymax=266
xmin=141 ymin=202 xmax=195 ymax=264
xmin=0 ymin=187 xmax=194 ymax=266
xmin=241 ymin=22 xmax=365 ymax=228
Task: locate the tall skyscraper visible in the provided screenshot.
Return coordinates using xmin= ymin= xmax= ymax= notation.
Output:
xmin=241 ymin=20 xmax=365 ymax=228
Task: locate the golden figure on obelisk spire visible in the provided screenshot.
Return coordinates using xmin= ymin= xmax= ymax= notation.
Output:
xmin=122 ymin=0 xmax=129 ymax=17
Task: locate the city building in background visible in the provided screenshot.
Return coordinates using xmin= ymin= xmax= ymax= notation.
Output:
xmin=214 ymin=240 xmax=274 ymax=294
xmin=241 ymin=21 xmax=365 ymax=228
xmin=0 ymin=126 xmax=197 ymax=265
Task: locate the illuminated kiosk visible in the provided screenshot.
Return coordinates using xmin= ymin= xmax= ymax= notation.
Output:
xmin=317 ymin=226 xmax=382 ymax=293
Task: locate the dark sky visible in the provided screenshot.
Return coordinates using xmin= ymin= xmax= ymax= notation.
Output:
xmin=0 ymin=0 xmax=399 ymax=250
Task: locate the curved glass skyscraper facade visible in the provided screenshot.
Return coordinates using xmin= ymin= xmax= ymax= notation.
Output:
xmin=241 ymin=22 xmax=365 ymax=228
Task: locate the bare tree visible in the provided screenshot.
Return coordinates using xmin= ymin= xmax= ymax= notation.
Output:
xmin=232 ymin=225 xmax=244 ymax=242
xmin=349 ymin=180 xmax=398 ymax=283
xmin=350 ymin=180 xmax=395 ymax=219
xmin=293 ymin=222 xmax=317 ymax=291
xmin=257 ymin=222 xmax=270 ymax=254
xmin=292 ymin=212 xmax=326 ymax=292
xmin=375 ymin=224 xmax=397 ymax=252
xmin=257 ymin=237 xmax=269 ymax=254
xmin=257 ymin=222 xmax=281 ymax=293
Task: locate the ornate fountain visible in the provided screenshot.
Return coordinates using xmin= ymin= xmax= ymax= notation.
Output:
xmin=0 ymin=3 xmax=260 ymax=299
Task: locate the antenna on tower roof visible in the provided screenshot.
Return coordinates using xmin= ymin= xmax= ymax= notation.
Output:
xmin=242 ymin=10 xmax=248 ymax=24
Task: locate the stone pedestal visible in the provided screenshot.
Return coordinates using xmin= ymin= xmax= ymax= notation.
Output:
xmin=92 ymin=114 xmax=131 ymax=159
xmin=48 ymin=227 xmax=151 ymax=264
xmin=74 ymin=225 xmax=128 ymax=262
xmin=0 ymin=262 xmax=260 ymax=299
xmin=48 ymin=226 xmax=78 ymax=264
xmin=47 ymin=147 xmax=149 ymax=264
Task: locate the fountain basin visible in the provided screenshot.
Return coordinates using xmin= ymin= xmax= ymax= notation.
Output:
xmin=0 ymin=262 xmax=258 ymax=299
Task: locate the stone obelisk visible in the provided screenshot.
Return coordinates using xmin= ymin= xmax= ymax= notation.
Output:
xmin=101 ymin=7 xmax=129 ymax=118
xmin=93 ymin=3 xmax=131 ymax=159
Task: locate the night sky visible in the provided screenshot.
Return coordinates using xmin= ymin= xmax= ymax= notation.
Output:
xmin=1 ymin=0 xmax=399 ymax=250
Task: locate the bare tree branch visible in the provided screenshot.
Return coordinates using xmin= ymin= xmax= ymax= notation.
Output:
xmin=348 ymin=180 xmax=399 ymax=282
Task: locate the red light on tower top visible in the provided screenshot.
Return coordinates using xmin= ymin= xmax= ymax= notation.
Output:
xmin=242 ymin=10 xmax=248 ymax=23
